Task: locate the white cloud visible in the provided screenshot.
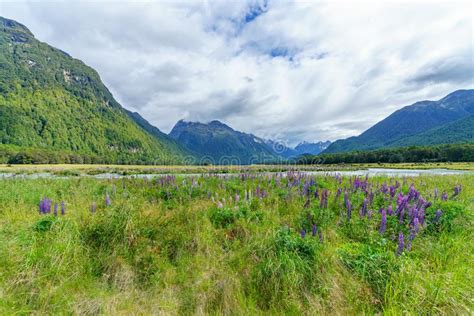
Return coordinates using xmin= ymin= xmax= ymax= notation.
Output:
xmin=1 ymin=0 xmax=472 ymax=145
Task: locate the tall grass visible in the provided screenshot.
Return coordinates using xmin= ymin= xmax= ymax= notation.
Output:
xmin=0 ymin=173 xmax=472 ymax=314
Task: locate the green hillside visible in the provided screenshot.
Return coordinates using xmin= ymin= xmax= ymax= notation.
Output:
xmin=388 ymin=115 xmax=474 ymax=147
xmin=324 ymin=90 xmax=474 ymax=153
xmin=0 ymin=16 xmax=186 ymax=164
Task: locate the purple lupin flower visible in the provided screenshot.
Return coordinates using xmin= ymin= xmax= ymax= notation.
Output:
xmin=417 ymin=208 xmax=425 ymax=225
xmin=367 ymin=209 xmax=373 ymax=220
xmin=61 ymin=201 xmax=65 ymax=215
xmin=380 ymin=183 xmax=388 ymax=194
xmin=105 ymin=194 xmax=111 ymax=207
xmin=407 ymin=184 xmax=416 ymax=200
xmin=39 ymin=198 xmax=52 ymax=214
xmin=91 ymin=202 xmax=97 ymax=213
xmin=379 ymin=208 xmax=387 ymax=234
xmin=301 ymin=229 xmax=306 ymax=239
xmin=217 ymin=201 xmax=223 ymax=209
xmin=54 ymin=203 xmax=58 ymax=216
xmin=387 ymin=205 xmax=393 ymax=216
xmin=318 ymin=230 xmax=323 ymax=242
xmin=389 ymin=185 xmax=396 ymax=198
xmin=407 ymin=217 xmax=420 ymax=251
xmin=441 ymin=192 xmax=448 ymax=201
xmin=235 ymin=194 xmax=240 ymax=203
xmin=312 ymin=224 xmax=318 ymax=237
xmin=398 ymin=205 xmax=405 ymax=224
xmin=344 ymin=190 xmax=351 ymax=220
xmin=412 ymin=217 xmax=420 ymax=234
xmin=369 ymin=191 xmax=374 ymax=205
xmin=360 ymin=198 xmax=367 ymax=217
xmin=396 ymin=232 xmax=405 ymax=256
xmin=434 ymin=209 xmax=442 ymax=223
xmin=451 ymin=185 xmax=461 ymax=199
xmin=320 ymin=189 xmax=329 ymax=208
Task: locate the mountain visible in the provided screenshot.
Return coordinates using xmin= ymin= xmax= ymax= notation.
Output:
xmin=388 ymin=115 xmax=474 ymax=147
xmin=169 ymin=120 xmax=279 ymax=164
xmin=324 ymin=90 xmax=474 ymax=153
xmin=294 ymin=141 xmax=331 ymax=155
xmin=0 ymin=16 xmax=186 ymax=164
xmin=264 ymin=139 xmax=298 ymax=159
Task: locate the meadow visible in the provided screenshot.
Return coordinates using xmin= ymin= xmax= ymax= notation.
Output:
xmin=0 ymin=161 xmax=473 ymax=176
xmin=0 ymin=170 xmax=473 ymax=314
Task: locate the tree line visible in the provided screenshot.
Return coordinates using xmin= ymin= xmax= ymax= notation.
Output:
xmin=296 ymin=143 xmax=474 ymax=164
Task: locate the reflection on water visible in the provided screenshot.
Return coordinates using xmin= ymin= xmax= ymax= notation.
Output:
xmin=0 ymin=168 xmax=472 ymax=180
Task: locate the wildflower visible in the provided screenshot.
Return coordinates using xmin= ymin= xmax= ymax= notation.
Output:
xmin=367 ymin=210 xmax=373 ymax=220
xmin=379 ymin=208 xmax=387 ymax=234
xmin=434 ymin=188 xmax=438 ymax=199
xmin=54 ymin=203 xmax=58 ymax=216
xmin=303 ymin=182 xmax=310 ymax=197
xmin=320 ymin=189 xmax=329 ymax=208
xmin=451 ymin=185 xmax=462 ymax=199
xmin=389 ymin=185 xmax=396 ymax=198
xmin=387 ymin=205 xmax=393 ymax=216
xmin=369 ymin=191 xmax=374 ymax=205
xmin=39 ymin=198 xmax=52 ymax=214
xmin=417 ymin=208 xmax=425 ymax=225
xmin=396 ymin=232 xmax=404 ymax=256
xmin=412 ymin=217 xmax=420 ymax=234
xmin=318 ymin=230 xmax=324 ymax=242
xmin=407 ymin=217 xmax=420 ymax=251
xmin=61 ymin=201 xmax=66 ymax=215
xmin=105 ymin=194 xmax=111 ymax=206
xmin=301 ymin=229 xmax=306 ymax=239
xmin=235 ymin=194 xmax=240 ymax=203
xmin=312 ymin=224 xmax=318 ymax=237
xmin=360 ymin=198 xmax=367 ymax=217
xmin=217 ymin=201 xmax=223 ymax=209
xmin=434 ymin=209 xmax=442 ymax=223
xmin=441 ymin=192 xmax=448 ymax=201
xmin=344 ymin=190 xmax=351 ymax=220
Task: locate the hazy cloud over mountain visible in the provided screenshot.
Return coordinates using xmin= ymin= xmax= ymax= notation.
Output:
xmin=1 ymin=0 xmax=472 ymax=145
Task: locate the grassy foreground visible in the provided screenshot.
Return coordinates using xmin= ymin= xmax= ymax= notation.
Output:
xmin=0 ymin=161 xmax=473 ymax=175
xmin=0 ymin=173 xmax=473 ymax=314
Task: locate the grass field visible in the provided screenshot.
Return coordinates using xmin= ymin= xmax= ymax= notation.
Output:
xmin=0 ymin=171 xmax=473 ymax=314
xmin=0 ymin=162 xmax=473 ymax=176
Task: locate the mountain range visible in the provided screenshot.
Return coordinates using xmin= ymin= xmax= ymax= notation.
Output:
xmin=0 ymin=16 xmax=472 ymax=164
xmin=169 ymin=120 xmax=331 ymax=163
xmin=169 ymin=120 xmax=279 ymax=164
xmin=323 ymin=89 xmax=474 ymax=154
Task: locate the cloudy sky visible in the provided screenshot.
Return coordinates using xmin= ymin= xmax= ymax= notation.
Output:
xmin=1 ymin=0 xmax=473 ymax=145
